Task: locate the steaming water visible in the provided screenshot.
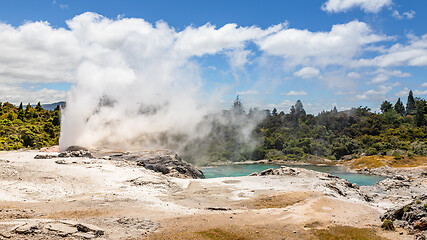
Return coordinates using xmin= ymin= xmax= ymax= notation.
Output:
xmin=201 ymin=164 xmax=386 ymax=186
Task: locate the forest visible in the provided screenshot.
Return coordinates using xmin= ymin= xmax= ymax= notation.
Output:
xmin=188 ymin=90 xmax=427 ymax=164
xmin=1 ymin=91 xmax=426 ymax=165
xmin=0 ymin=102 xmax=61 ymax=150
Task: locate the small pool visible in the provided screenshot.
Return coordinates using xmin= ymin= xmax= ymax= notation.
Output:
xmin=202 ymin=164 xmax=281 ymax=179
xmin=201 ymin=164 xmax=386 ymax=186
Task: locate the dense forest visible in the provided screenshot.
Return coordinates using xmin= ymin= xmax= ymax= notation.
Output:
xmin=0 ymin=102 xmax=61 ymax=150
xmin=188 ymin=90 xmax=427 ymax=164
xmin=2 ymin=91 xmax=427 ymax=165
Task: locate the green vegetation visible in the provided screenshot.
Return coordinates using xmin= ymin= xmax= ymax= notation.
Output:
xmin=313 ymin=226 xmax=386 ymax=240
xmin=381 ymin=220 xmax=395 ymax=231
xmin=3 ymin=90 xmax=427 ymax=167
xmin=196 ymin=91 xmax=427 ymax=164
xmin=0 ymin=102 xmax=61 ymax=150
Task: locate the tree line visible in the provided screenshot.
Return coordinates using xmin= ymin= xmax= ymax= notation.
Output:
xmin=192 ymin=91 xmax=427 ymax=164
xmin=0 ymin=102 xmax=61 ymax=150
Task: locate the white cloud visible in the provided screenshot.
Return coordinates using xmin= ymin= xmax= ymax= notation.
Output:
xmin=358 ymin=34 xmax=427 ymax=67
xmin=421 ymin=82 xmax=427 ymax=87
xmin=322 ymin=0 xmax=392 ymax=13
xmin=396 ymin=87 xmax=409 ymax=97
xmin=347 ymin=72 xmax=361 ymax=79
xmin=370 ymin=69 xmax=410 ymax=83
xmin=414 ymin=90 xmax=427 ymax=95
xmin=226 ymin=49 xmax=252 ymax=69
xmin=236 ymin=90 xmax=258 ymax=95
xmin=0 ymin=84 xmax=66 ymax=104
xmin=174 ymin=22 xmax=284 ymax=57
xmin=0 ymin=12 xmax=287 ymax=103
xmin=364 ymin=85 xmax=392 ymax=95
xmin=280 ymin=90 xmax=308 ymax=96
xmin=0 ymin=21 xmax=81 ymax=84
xmin=356 ymin=94 xmax=368 ymax=100
xmin=404 ymin=10 xmax=416 ymax=19
xmin=258 ymin=20 xmax=388 ymax=67
xmin=392 ymin=10 xmax=416 ymax=20
xmin=293 ymin=67 xmax=320 ymax=79
xmin=268 ymin=99 xmax=294 ymax=110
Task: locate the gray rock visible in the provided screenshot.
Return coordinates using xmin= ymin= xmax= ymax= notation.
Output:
xmin=76 ymin=223 xmax=104 ymax=236
xmin=55 ymin=159 xmax=66 ymax=164
xmin=45 ymin=223 xmax=78 ymax=236
xmin=112 ymin=151 xmax=204 ymax=179
xmin=414 ymin=217 xmax=427 ymax=231
xmin=381 ymin=195 xmax=427 ymax=230
xmin=415 ymin=232 xmax=427 ymax=240
xmin=65 ymin=145 xmax=88 ymax=151
xmin=73 ymin=232 xmax=96 ymax=239
xmin=393 ymin=220 xmax=408 ymax=228
xmin=12 ymin=222 xmax=39 ymax=234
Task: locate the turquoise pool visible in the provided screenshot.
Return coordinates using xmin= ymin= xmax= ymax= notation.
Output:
xmin=201 ymin=164 xmax=386 ymax=186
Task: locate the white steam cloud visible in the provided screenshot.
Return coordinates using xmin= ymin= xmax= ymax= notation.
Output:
xmin=60 ymin=13 xmax=282 ymax=151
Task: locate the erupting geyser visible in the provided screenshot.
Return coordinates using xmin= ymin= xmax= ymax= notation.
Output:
xmin=59 ymin=12 xmax=280 ymax=152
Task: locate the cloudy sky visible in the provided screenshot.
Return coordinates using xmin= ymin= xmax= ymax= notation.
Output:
xmin=0 ymin=0 xmax=426 ymax=113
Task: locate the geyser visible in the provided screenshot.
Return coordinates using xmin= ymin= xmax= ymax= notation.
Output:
xmin=59 ymin=13 xmax=281 ymax=153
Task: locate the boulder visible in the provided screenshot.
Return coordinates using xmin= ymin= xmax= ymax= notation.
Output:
xmin=381 ymin=195 xmax=427 ymax=230
xmin=75 ymin=223 xmax=104 ymax=236
xmin=45 ymin=223 xmax=78 ymax=236
xmin=12 ymin=222 xmax=39 ymax=234
xmin=65 ymin=145 xmax=88 ymax=151
xmin=111 ymin=151 xmax=204 ymax=179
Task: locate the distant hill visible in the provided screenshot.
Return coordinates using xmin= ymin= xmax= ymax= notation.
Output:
xmin=38 ymin=101 xmax=66 ymax=111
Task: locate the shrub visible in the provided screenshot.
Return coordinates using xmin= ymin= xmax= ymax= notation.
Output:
xmin=381 ymin=220 xmax=395 ymax=231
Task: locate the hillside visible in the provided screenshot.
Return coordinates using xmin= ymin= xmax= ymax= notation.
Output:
xmin=0 ymin=102 xmax=60 ymax=150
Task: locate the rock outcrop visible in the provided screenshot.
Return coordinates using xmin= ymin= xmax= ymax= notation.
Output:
xmin=108 ymin=150 xmax=205 ymax=179
xmin=9 ymin=220 xmax=104 ymax=238
xmin=35 ymin=146 xmax=93 ymax=159
xmin=381 ymin=195 xmax=427 ymax=235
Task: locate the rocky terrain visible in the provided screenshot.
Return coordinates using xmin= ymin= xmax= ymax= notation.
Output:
xmin=0 ymin=148 xmax=426 ymax=239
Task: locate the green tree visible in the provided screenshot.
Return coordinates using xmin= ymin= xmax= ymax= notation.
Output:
xmin=18 ymin=102 xmax=23 ymax=111
xmin=35 ymin=102 xmax=43 ymax=111
xmin=406 ymin=90 xmax=416 ymax=115
xmin=380 ymin=101 xmax=393 ymax=113
xmin=272 ymin=108 xmax=278 ymax=116
xmin=17 ymin=109 xmax=25 ymax=121
xmin=332 ymin=106 xmax=338 ymax=113
xmin=414 ymin=99 xmax=427 ymax=127
xmin=394 ymin=98 xmax=405 ymax=116
xmin=25 ymin=103 xmax=31 ymax=117
xmin=295 ymin=100 xmax=306 ymax=116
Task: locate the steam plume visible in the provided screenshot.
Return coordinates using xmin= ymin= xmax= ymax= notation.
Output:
xmin=60 ymin=13 xmax=280 ymax=152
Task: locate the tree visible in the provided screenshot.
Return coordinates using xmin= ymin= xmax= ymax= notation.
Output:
xmin=332 ymin=106 xmax=338 ymax=113
xmin=18 ymin=102 xmax=23 ymax=111
xmin=414 ymin=98 xmax=427 ymax=127
xmin=406 ymin=90 xmax=416 ymax=115
xmin=380 ymin=101 xmax=393 ymax=113
xmin=35 ymin=102 xmax=43 ymax=111
xmin=272 ymin=108 xmax=278 ymax=116
xmin=295 ymin=100 xmax=305 ymax=114
xmin=232 ymin=95 xmax=244 ymax=114
xmin=17 ymin=109 xmax=24 ymax=121
xmin=394 ymin=98 xmax=405 ymax=116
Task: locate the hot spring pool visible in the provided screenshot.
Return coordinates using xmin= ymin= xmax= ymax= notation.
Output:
xmin=201 ymin=164 xmax=386 ymax=186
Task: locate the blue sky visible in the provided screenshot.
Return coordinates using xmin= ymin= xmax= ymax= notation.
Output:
xmin=0 ymin=0 xmax=427 ymax=113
